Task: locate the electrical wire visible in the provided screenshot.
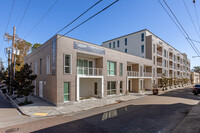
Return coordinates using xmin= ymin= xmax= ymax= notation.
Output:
xmin=24 ymin=0 xmax=58 ymax=39
xmin=56 ymin=0 xmax=103 ymax=34
xmin=16 ymin=0 xmax=31 ymax=34
xmin=183 ymin=0 xmax=200 ymax=40
xmin=28 ymin=0 xmax=119 ymax=57
xmin=5 ymin=0 xmax=15 ymax=34
xmin=162 ymin=0 xmax=200 ymax=56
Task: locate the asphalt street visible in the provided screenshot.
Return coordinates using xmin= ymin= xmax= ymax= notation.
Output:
xmin=0 ymin=87 xmax=199 ymax=133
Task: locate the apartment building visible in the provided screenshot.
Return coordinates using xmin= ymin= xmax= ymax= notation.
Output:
xmin=103 ymin=29 xmax=191 ymax=86
xmin=25 ymin=35 xmax=153 ymax=105
xmin=191 ymin=72 xmax=200 ymax=84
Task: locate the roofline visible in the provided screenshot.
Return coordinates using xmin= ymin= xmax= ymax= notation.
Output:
xmin=102 ymin=29 xmax=187 ymax=57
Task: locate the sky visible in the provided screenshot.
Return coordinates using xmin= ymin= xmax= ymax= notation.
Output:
xmin=0 ymin=0 xmax=200 ymax=68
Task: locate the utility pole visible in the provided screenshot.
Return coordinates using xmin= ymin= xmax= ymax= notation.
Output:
xmin=10 ymin=26 xmax=16 ymax=94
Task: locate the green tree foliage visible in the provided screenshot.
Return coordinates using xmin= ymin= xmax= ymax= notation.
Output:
xmin=31 ymin=43 xmax=42 ymax=51
xmin=193 ymin=66 xmax=200 ymax=73
xmin=15 ymin=63 xmax=37 ymax=104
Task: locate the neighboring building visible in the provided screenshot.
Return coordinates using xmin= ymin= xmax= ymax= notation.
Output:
xmin=191 ymin=72 xmax=200 ymax=84
xmin=25 ymin=35 xmax=153 ymax=105
xmin=25 ymin=29 xmax=191 ymax=105
xmin=103 ymin=29 xmax=191 ymax=86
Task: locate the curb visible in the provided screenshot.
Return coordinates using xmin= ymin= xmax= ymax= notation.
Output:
xmin=5 ymin=93 xmax=30 ymax=117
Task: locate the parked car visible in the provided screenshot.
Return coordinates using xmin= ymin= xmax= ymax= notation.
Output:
xmin=0 ymin=83 xmax=5 ymax=88
xmin=193 ymin=84 xmax=200 ymax=95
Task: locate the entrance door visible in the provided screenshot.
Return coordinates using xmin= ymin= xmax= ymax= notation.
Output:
xmin=94 ymin=82 xmax=98 ymax=95
xmin=39 ymin=81 xmax=43 ymax=97
xmin=128 ymin=80 xmax=131 ymax=92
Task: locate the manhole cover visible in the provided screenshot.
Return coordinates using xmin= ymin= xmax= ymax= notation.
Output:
xmin=6 ymin=128 xmax=19 ymax=133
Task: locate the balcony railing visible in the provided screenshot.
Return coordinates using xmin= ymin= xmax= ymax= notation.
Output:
xmin=127 ymin=71 xmax=139 ymax=77
xmin=169 ymin=74 xmax=173 ymax=77
xmin=157 ymin=51 xmax=162 ymax=56
xmin=157 ymin=62 xmax=162 ymax=67
xmin=144 ymin=72 xmax=152 ymax=77
xmin=169 ymin=56 xmax=173 ymax=60
xmin=77 ymin=67 xmax=103 ymax=76
xmin=157 ymin=73 xmax=162 ymax=77
xmin=169 ymin=65 xmax=173 ymax=69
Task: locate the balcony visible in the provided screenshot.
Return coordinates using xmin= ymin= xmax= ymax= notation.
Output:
xmin=143 ymin=72 xmax=152 ymax=77
xmin=169 ymin=56 xmax=173 ymax=60
xmin=127 ymin=71 xmax=139 ymax=77
xmin=157 ymin=51 xmax=162 ymax=56
xmin=157 ymin=73 xmax=162 ymax=77
xmin=169 ymin=65 xmax=173 ymax=69
xmin=77 ymin=67 xmax=103 ymax=76
xmin=157 ymin=62 xmax=162 ymax=67
xmin=169 ymin=74 xmax=173 ymax=77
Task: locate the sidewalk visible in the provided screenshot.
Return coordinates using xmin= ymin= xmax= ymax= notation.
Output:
xmin=10 ymin=93 xmax=148 ymax=117
xmin=173 ymin=102 xmax=200 ymax=133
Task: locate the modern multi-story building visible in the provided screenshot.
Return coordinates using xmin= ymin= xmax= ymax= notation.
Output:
xmin=25 ymin=29 xmax=191 ymax=105
xmin=191 ymin=72 xmax=200 ymax=84
xmin=103 ymin=29 xmax=191 ymax=87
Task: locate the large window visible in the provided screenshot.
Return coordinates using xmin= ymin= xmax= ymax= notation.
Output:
xmin=117 ymin=40 xmax=120 ymax=47
xmin=35 ymin=60 xmax=37 ymax=74
xmin=164 ymin=49 xmax=166 ymax=57
xmin=141 ymin=33 xmax=144 ymax=41
xmin=153 ymin=44 xmax=155 ymax=53
xmin=153 ymin=68 xmax=155 ymax=77
xmin=141 ymin=45 xmax=144 ymax=53
xmin=120 ymin=63 xmax=123 ymax=76
xmin=125 ymin=48 xmax=127 ymax=53
xmin=109 ymin=43 xmax=111 ymax=48
xmin=113 ymin=41 xmax=115 ymax=48
xmin=40 ymin=58 xmax=42 ymax=74
xmin=153 ymin=56 xmax=155 ymax=65
xmin=64 ymin=82 xmax=70 ymax=101
xmin=125 ymin=38 xmax=127 ymax=45
xmin=64 ymin=54 xmax=71 ymax=74
xmin=120 ymin=81 xmax=123 ymax=93
xmin=107 ymin=61 xmax=116 ymax=76
xmin=46 ymin=55 xmax=50 ymax=74
xmin=107 ymin=81 xmax=116 ymax=95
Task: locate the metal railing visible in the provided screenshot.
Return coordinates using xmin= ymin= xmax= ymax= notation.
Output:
xmin=169 ymin=65 xmax=173 ymax=69
xmin=157 ymin=50 xmax=162 ymax=56
xmin=169 ymin=56 xmax=173 ymax=60
xmin=157 ymin=73 xmax=162 ymax=77
xmin=127 ymin=71 xmax=139 ymax=77
xmin=143 ymin=72 xmax=152 ymax=77
xmin=77 ymin=67 xmax=103 ymax=76
xmin=157 ymin=62 xmax=162 ymax=67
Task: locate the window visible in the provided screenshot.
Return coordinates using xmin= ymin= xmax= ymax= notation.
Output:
xmin=46 ymin=55 xmax=50 ymax=74
xmin=125 ymin=48 xmax=127 ymax=53
xmin=64 ymin=82 xmax=70 ymax=101
xmin=64 ymin=54 xmax=71 ymax=74
xmin=167 ymin=51 xmax=168 ymax=58
xmin=153 ymin=68 xmax=155 ymax=77
xmin=153 ymin=56 xmax=155 ymax=65
xmin=174 ymin=55 xmax=176 ymax=61
xmin=117 ymin=40 xmax=120 ymax=47
xmin=164 ymin=49 xmax=166 ymax=57
xmin=153 ymin=44 xmax=155 ymax=53
xmin=141 ymin=33 xmax=144 ymax=41
xmin=109 ymin=43 xmax=111 ymax=48
xmin=107 ymin=81 xmax=116 ymax=95
xmin=125 ymin=38 xmax=127 ymax=45
xmin=174 ymin=63 xmax=176 ymax=69
xmin=120 ymin=81 xmax=123 ymax=93
xmin=35 ymin=60 xmax=37 ymax=74
xmin=141 ymin=45 xmax=144 ymax=53
xmin=140 ymin=80 xmax=143 ymax=90
xmin=40 ymin=58 xmax=42 ymax=74
xmin=113 ymin=41 xmax=115 ymax=48
xmin=164 ymin=59 xmax=166 ymax=67
xmin=120 ymin=63 xmax=123 ymax=76
xmin=107 ymin=61 xmax=116 ymax=76
xmin=52 ymin=38 xmax=56 ymax=75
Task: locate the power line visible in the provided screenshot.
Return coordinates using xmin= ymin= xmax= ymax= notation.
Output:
xmin=24 ymin=0 xmax=58 ymax=39
xmin=5 ymin=0 xmax=15 ymax=34
xmin=28 ymin=0 xmax=119 ymax=57
xmin=158 ymin=0 xmax=200 ymax=56
xmin=188 ymin=38 xmax=200 ymax=44
xmin=193 ymin=2 xmax=200 ymax=33
xmin=182 ymin=0 xmax=200 ymax=40
xmin=16 ymin=0 xmax=31 ymax=34
xmin=56 ymin=0 xmax=103 ymax=34
xmin=162 ymin=0 xmax=200 ymax=56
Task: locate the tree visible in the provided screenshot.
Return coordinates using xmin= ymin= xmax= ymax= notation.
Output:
xmin=161 ymin=73 xmax=168 ymax=90
xmin=4 ymin=33 xmax=32 ymax=71
xmin=31 ymin=43 xmax=42 ymax=51
xmin=15 ymin=63 xmax=37 ymax=104
xmin=193 ymin=66 xmax=200 ymax=73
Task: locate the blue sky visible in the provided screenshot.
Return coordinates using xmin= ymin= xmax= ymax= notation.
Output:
xmin=0 ymin=0 xmax=200 ymax=68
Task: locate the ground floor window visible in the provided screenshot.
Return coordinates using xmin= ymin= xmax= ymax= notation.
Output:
xmin=107 ymin=81 xmax=116 ymax=95
xmin=64 ymin=82 xmax=70 ymax=101
xmin=140 ymin=80 xmax=143 ymax=90
xmin=120 ymin=81 xmax=123 ymax=93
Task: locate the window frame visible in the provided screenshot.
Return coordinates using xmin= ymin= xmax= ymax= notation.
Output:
xmin=107 ymin=61 xmax=116 ymax=76
xmin=64 ymin=82 xmax=70 ymax=102
xmin=46 ymin=55 xmax=50 ymax=74
xmin=107 ymin=81 xmax=116 ymax=95
xmin=64 ymin=54 xmax=71 ymax=74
